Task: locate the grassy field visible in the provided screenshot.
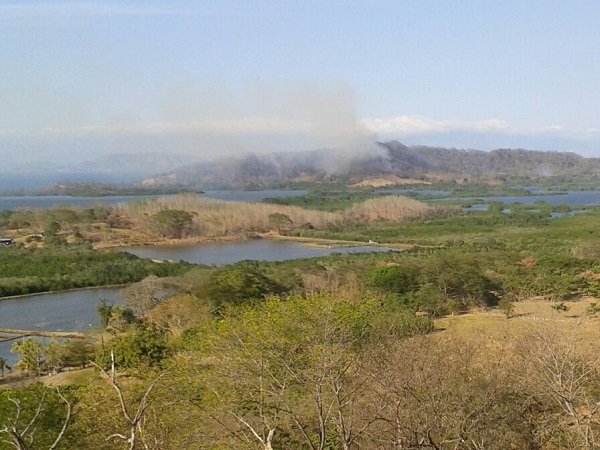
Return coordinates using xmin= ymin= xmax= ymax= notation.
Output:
xmin=435 ymin=297 xmax=600 ymax=354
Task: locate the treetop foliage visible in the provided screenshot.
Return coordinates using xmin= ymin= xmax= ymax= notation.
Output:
xmin=0 ymin=245 xmax=190 ymax=297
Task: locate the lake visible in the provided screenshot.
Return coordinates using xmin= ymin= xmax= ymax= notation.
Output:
xmin=0 ymin=190 xmax=308 ymax=211
xmin=2 ymin=189 xmax=600 ymax=211
xmin=441 ymin=191 xmax=600 ymax=206
xmin=0 ymin=195 xmax=164 ymax=211
xmin=0 ymin=238 xmax=398 ymax=367
xmin=2 ymin=187 xmax=599 ymax=370
xmin=121 ymin=238 xmax=398 ymax=265
xmin=0 ymin=288 xmax=121 ymax=367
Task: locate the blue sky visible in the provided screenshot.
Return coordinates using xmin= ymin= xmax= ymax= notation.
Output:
xmin=2 ymin=0 xmax=600 ymax=166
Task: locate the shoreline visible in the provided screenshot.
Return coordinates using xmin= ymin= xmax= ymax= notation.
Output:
xmin=93 ymin=233 xmax=249 ymax=250
xmin=95 ymin=232 xmax=416 ymax=251
xmin=258 ymin=233 xmax=416 ymax=250
xmin=0 ymin=284 xmax=127 ymax=302
xmin=0 ymin=234 xmax=416 ymax=302
xmin=0 ymin=328 xmax=87 ymax=340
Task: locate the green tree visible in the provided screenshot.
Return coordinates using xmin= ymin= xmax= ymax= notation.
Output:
xmin=11 ymin=339 xmax=44 ymax=376
xmin=43 ymin=221 xmax=63 ymax=246
xmin=551 ymin=301 xmax=570 ymax=313
xmin=0 ymin=384 xmax=73 ymax=450
xmin=8 ymin=210 xmax=34 ymax=232
xmin=421 ymin=256 xmax=497 ymax=311
xmin=150 ymin=209 xmax=194 ymax=239
xmin=193 ymin=266 xmax=286 ymax=312
xmin=97 ymin=298 xmax=114 ymax=328
xmin=44 ymin=340 xmax=65 ymax=374
xmin=410 ymin=283 xmax=452 ymax=316
xmin=0 ymin=356 xmax=10 ymax=379
xmin=369 ymin=264 xmax=420 ymax=294
xmin=46 ymin=207 xmax=79 ymax=231
xmin=106 ymin=305 xmax=136 ymax=331
xmin=63 ymin=339 xmax=94 ymax=369
xmin=104 ymin=325 xmax=170 ymax=370
xmin=186 ymin=293 xmax=431 ymax=449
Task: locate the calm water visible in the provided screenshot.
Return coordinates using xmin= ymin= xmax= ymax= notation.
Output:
xmin=0 ymin=190 xmax=308 ymax=211
xmin=0 ymin=238 xmax=398 ymax=366
xmin=2 ymin=187 xmax=599 ymax=369
xmin=2 ymin=189 xmax=600 ymax=211
xmin=0 ymin=288 xmax=121 ymax=332
xmin=122 ymin=239 xmax=398 ymax=265
xmin=0 ymin=288 xmax=121 ymax=366
xmin=443 ymin=191 xmax=600 ymax=206
xmin=0 ymin=195 xmax=163 ymax=210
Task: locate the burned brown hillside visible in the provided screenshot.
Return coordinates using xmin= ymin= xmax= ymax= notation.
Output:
xmin=140 ymin=142 xmax=600 ymax=189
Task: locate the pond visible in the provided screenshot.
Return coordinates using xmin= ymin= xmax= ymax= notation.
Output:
xmin=121 ymin=238 xmax=399 ymax=265
xmin=0 ymin=238 xmax=399 ymax=367
xmin=0 ymin=288 xmax=121 ymax=367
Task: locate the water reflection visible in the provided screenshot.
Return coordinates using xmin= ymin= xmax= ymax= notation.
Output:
xmin=122 ymin=239 xmax=398 ymax=265
xmin=0 ymin=288 xmax=121 ymax=366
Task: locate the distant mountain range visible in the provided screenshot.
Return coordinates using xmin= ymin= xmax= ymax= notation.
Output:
xmin=138 ymin=142 xmax=600 ymax=189
xmin=0 ymin=152 xmax=202 ymax=190
xmin=4 ymin=142 xmax=600 ymax=192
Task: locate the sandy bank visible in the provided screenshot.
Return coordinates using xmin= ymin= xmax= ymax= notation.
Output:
xmin=94 ymin=232 xmax=417 ymax=252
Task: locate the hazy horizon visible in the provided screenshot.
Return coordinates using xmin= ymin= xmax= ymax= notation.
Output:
xmin=2 ymin=1 xmax=600 ymax=169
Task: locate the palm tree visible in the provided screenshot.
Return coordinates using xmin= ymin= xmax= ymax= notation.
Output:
xmin=11 ymin=338 xmax=43 ymax=376
xmin=0 ymin=355 xmax=10 ymax=379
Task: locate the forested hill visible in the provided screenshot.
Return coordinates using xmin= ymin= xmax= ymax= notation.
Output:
xmin=140 ymin=142 xmax=600 ymax=189
xmin=379 ymin=142 xmax=599 ymax=178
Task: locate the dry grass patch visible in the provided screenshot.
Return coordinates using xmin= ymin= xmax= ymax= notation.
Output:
xmin=435 ymin=297 xmax=600 ymax=354
xmin=117 ymin=193 xmax=443 ymax=241
xmin=41 ymin=367 xmax=99 ymax=387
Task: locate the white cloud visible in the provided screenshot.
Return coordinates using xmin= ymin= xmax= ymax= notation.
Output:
xmin=361 ymin=115 xmax=600 ymax=143
xmin=361 ymin=115 xmax=510 ymax=135
xmin=530 ymin=125 xmax=567 ymax=135
xmin=3 ymin=113 xmax=598 ymax=146
xmin=358 ymin=114 xmax=600 ymax=155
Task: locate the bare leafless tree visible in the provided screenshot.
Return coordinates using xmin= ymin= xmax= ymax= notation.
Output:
xmin=515 ymin=322 xmax=600 ymax=450
xmin=0 ymin=388 xmax=72 ymax=450
xmin=92 ymin=351 xmax=166 ymax=450
xmin=366 ymin=334 xmax=528 ymax=449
